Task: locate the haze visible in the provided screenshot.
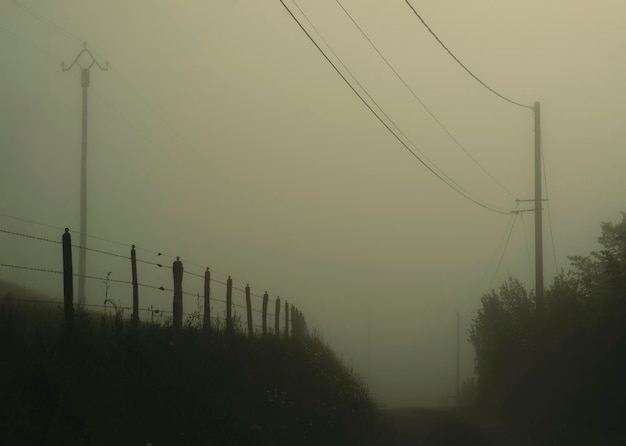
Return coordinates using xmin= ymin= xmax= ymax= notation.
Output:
xmin=1 ymin=0 xmax=625 ymax=408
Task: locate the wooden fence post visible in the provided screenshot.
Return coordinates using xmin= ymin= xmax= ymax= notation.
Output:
xmin=226 ymin=276 xmax=233 ymax=333
xmin=172 ymin=256 xmax=183 ymax=334
xmin=274 ymin=297 xmax=280 ymax=336
xmin=62 ymin=228 xmax=74 ymax=325
xmin=262 ymin=291 xmax=268 ymax=336
xmin=245 ymin=284 xmax=253 ymax=338
xmin=285 ymin=301 xmax=290 ymax=339
xmin=203 ymin=268 xmax=211 ymax=333
xmin=131 ymin=245 xmax=139 ymax=328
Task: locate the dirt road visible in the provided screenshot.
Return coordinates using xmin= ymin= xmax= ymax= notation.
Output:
xmin=385 ymin=407 xmax=617 ymax=446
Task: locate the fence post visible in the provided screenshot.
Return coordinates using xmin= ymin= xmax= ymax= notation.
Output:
xmin=262 ymin=291 xmax=268 ymax=336
xmin=245 ymin=284 xmax=253 ymax=338
xmin=62 ymin=228 xmax=74 ymax=325
xmin=226 ymin=276 xmax=233 ymax=333
xmin=172 ymin=256 xmax=183 ymax=335
xmin=274 ymin=297 xmax=280 ymax=336
xmin=203 ymin=268 xmax=211 ymax=333
xmin=291 ymin=305 xmax=296 ymax=338
xmin=285 ymin=301 xmax=290 ymax=339
xmin=131 ymin=245 xmax=139 ymax=328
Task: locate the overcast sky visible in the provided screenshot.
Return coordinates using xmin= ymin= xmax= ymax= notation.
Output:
xmin=1 ymin=0 xmax=625 ymax=407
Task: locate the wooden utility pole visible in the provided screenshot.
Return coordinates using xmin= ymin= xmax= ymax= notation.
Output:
xmin=534 ymin=102 xmax=544 ymax=318
xmin=262 ymin=291 xmax=269 ymax=335
xmin=245 ymin=284 xmax=253 ymax=338
xmin=62 ymin=45 xmax=107 ymax=306
xmin=275 ymin=297 xmax=281 ymax=335
xmin=131 ymin=245 xmax=139 ymax=328
xmin=285 ymin=301 xmax=290 ymax=339
xmin=203 ymin=268 xmax=211 ymax=332
xmin=226 ymin=276 xmax=233 ymax=332
xmin=62 ymin=228 xmax=74 ymax=324
xmin=172 ymin=257 xmax=183 ymax=334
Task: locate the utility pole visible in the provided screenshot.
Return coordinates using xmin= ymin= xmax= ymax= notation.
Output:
xmin=534 ymin=102 xmax=544 ymax=319
xmin=63 ymin=44 xmax=108 ymax=306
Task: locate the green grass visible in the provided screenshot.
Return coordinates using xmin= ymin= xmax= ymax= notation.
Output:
xmin=0 ymin=294 xmax=392 ymax=445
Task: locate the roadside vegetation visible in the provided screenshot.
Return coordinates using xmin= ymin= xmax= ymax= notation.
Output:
xmin=468 ymin=212 xmax=626 ymax=443
xmin=0 ymin=294 xmax=391 ymax=445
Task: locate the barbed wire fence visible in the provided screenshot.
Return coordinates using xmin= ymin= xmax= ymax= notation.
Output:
xmin=0 ymin=226 xmax=309 ymax=339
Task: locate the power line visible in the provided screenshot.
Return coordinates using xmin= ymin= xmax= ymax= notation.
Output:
xmin=541 ymin=135 xmax=559 ymax=273
xmin=334 ymin=0 xmax=517 ymax=199
xmin=485 ymin=212 xmax=517 ymax=293
xmin=11 ymin=0 xmax=83 ymax=47
xmin=280 ymin=0 xmax=511 ymax=215
xmin=520 ymin=213 xmax=534 ymax=284
xmin=290 ymin=0 xmax=510 ymax=214
xmin=292 ymin=0 xmax=492 ymax=207
xmin=0 ymin=24 xmax=63 ymax=63
xmin=404 ymin=1 xmax=532 ymax=110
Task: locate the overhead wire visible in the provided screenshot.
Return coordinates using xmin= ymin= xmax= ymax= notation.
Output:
xmin=281 ymin=0 xmax=511 ymax=215
xmin=11 ymin=0 xmax=83 ymax=47
xmin=541 ymin=135 xmax=559 ymax=273
xmin=404 ymin=1 xmax=533 ymax=110
xmin=485 ymin=212 xmax=517 ymax=293
xmin=519 ymin=213 xmax=534 ymax=284
xmin=0 ymin=24 xmax=63 ymax=63
xmin=291 ymin=0 xmax=493 ymax=206
xmin=334 ymin=0 xmax=517 ymax=200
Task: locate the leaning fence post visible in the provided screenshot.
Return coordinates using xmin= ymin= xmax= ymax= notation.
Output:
xmin=131 ymin=245 xmax=139 ymax=328
xmin=245 ymin=285 xmax=253 ymax=338
xmin=203 ymin=268 xmax=211 ymax=333
xmin=172 ymin=256 xmax=183 ymax=335
xmin=262 ymin=291 xmax=269 ymax=335
xmin=274 ymin=297 xmax=280 ymax=336
xmin=226 ymin=276 xmax=233 ymax=333
xmin=285 ymin=301 xmax=290 ymax=339
xmin=62 ymin=228 xmax=74 ymax=325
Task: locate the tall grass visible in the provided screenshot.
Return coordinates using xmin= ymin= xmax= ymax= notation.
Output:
xmin=0 ymin=294 xmax=392 ymax=445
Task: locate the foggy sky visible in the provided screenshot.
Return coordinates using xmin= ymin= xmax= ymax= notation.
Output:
xmin=1 ymin=0 xmax=625 ymax=407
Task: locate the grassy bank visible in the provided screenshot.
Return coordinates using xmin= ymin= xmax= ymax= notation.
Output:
xmin=0 ymin=294 xmax=391 ymax=445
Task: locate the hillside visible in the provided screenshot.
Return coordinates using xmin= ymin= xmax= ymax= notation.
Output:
xmin=0 ymin=290 xmax=392 ymax=445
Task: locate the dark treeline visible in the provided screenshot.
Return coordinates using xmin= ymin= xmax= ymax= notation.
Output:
xmin=468 ymin=212 xmax=626 ymax=439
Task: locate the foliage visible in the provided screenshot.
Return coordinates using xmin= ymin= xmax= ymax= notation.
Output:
xmin=469 ymin=212 xmax=626 ymax=432
xmin=0 ymin=296 xmax=391 ymax=445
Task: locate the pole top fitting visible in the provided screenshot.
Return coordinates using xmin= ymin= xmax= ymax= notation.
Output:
xmin=176 ymin=256 xmax=180 ymax=261
xmin=64 ymin=228 xmax=69 ymax=233
xmin=132 ymin=244 xmax=135 ymax=249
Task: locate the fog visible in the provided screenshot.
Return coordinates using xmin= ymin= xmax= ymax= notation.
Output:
xmin=1 ymin=0 xmax=625 ymax=408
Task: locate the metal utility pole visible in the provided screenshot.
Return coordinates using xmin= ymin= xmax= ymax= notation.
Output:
xmin=534 ymin=102 xmax=544 ymax=318
xmin=63 ymin=44 xmax=108 ymax=306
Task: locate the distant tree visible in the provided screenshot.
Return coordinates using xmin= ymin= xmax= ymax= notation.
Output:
xmin=469 ymin=212 xmax=626 ymax=425
xmin=469 ymin=277 xmax=535 ymax=408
